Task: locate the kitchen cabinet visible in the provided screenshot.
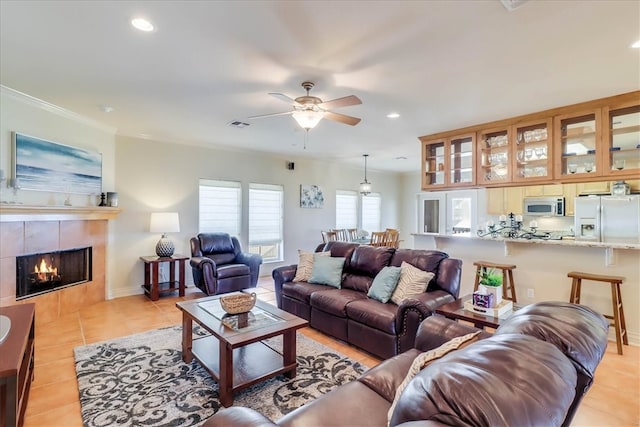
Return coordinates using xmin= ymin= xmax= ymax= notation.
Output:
xmin=554 ymin=109 xmax=602 ymax=181
xmin=602 ymin=101 xmax=640 ymax=177
xmin=419 ymin=91 xmax=639 ymax=190
xmin=512 ymin=118 xmax=553 ymax=183
xmin=422 ymin=134 xmax=476 ymax=190
xmin=523 ymin=184 xmax=564 ymax=197
xmin=576 ymin=181 xmax=610 ymax=195
xmin=563 ymin=184 xmax=577 ymax=216
xmin=487 ymin=187 xmax=523 ymax=215
xmin=477 ymin=126 xmax=511 ymax=185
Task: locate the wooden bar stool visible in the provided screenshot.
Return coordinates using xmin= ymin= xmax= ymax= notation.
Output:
xmin=473 ymin=261 xmax=517 ymax=302
xmin=567 ymin=271 xmax=627 ymax=355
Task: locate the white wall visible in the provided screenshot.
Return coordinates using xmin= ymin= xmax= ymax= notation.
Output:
xmin=111 ymin=135 xmax=402 ymax=298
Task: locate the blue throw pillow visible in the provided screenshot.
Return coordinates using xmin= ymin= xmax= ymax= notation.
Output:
xmin=368 ymin=266 xmax=402 ymax=303
xmin=308 ymin=255 xmax=345 ymax=288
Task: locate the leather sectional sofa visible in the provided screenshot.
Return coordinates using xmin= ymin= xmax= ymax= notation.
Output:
xmin=204 ymin=301 xmax=609 ymax=427
xmin=272 ymin=241 xmax=462 ymax=359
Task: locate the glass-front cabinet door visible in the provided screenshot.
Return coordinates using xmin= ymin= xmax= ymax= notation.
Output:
xmin=512 ymin=118 xmax=552 ymax=183
xmin=448 ymin=134 xmax=475 ymax=187
xmin=422 ymin=139 xmax=447 ymax=189
xmin=422 ymin=135 xmax=476 ymax=190
xmin=554 ymin=109 xmax=602 ymax=180
xmin=477 ymin=127 xmax=511 ymax=185
xmin=603 ymin=102 xmax=640 ymax=177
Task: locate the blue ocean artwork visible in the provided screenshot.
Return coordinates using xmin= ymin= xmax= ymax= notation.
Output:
xmin=14 ymin=133 xmax=102 ymax=194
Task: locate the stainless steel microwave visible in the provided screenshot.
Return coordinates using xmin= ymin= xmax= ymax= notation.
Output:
xmin=523 ymin=197 xmax=565 ymax=216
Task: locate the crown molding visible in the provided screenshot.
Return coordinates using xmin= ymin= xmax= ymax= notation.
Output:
xmin=1 ymin=85 xmax=117 ymax=135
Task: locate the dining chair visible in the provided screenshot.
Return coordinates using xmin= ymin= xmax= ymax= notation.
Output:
xmin=369 ymin=231 xmax=386 ymax=246
xmin=322 ymin=230 xmax=339 ymax=243
xmin=331 ymin=229 xmax=349 ymax=241
xmin=383 ymin=229 xmax=400 ymax=248
xmin=346 ymin=228 xmax=358 ymax=242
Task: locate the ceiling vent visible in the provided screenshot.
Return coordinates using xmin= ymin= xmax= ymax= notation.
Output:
xmin=227 ymin=120 xmax=250 ymax=128
xmin=500 ymin=0 xmax=530 ymax=11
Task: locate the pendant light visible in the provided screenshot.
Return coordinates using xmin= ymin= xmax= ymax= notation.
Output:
xmin=359 ymin=154 xmax=372 ymax=196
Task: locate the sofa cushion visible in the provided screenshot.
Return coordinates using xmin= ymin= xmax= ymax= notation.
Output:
xmin=293 ymin=250 xmax=330 ymax=282
xmin=309 ymin=256 xmax=345 ymax=288
xmin=387 ymin=331 xmax=481 ymax=422
xmin=343 ymin=246 xmax=395 ymax=292
xmin=282 ymin=281 xmax=331 ymax=304
xmin=216 ymin=264 xmax=250 ymax=279
xmin=390 ymin=262 xmax=435 ymax=305
xmin=368 ymin=266 xmax=402 ymax=303
xmin=390 ymin=250 xmax=446 ymax=291
xmin=310 ymin=289 xmax=367 ymax=318
xmin=388 ymin=334 xmax=578 ymax=427
xmin=345 ymin=298 xmax=399 ymax=334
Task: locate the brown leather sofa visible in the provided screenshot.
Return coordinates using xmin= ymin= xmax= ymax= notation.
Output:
xmin=190 ymin=233 xmax=263 ymax=295
xmin=272 ymin=241 xmax=462 ymax=359
xmin=204 ymin=301 xmax=609 ymax=427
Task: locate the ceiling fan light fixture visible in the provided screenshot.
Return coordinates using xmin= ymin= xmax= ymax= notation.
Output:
xmin=359 ymin=154 xmax=372 ymax=196
xmin=292 ymin=110 xmax=324 ymax=130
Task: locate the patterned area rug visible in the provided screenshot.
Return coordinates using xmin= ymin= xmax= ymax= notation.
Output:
xmin=74 ymin=326 xmax=365 ymax=427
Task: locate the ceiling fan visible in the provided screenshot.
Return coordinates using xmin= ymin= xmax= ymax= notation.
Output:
xmin=248 ymin=81 xmax=362 ymax=130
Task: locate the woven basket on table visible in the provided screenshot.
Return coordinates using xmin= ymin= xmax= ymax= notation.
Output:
xmin=220 ymin=292 xmax=257 ymax=314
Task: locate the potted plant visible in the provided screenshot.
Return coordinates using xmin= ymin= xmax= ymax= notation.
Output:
xmin=477 ymin=268 xmax=503 ymax=306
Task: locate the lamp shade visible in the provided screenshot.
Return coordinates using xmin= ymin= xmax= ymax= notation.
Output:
xmin=292 ymin=110 xmax=324 ymax=129
xmin=149 ymin=212 xmax=180 ymax=233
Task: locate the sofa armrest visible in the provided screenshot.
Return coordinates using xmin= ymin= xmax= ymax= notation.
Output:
xmin=190 ymin=256 xmax=217 ymax=294
xmin=272 ymin=264 xmax=298 ymax=309
xmin=236 ymin=252 xmax=263 ymax=286
xmin=190 ymin=256 xmax=217 ymax=271
xmin=202 ymin=407 xmax=277 ymax=427
xmin=434 ymin=258 xmax=461 ymax=298
xmin=394 ymin=297 xmax=435 ymax=354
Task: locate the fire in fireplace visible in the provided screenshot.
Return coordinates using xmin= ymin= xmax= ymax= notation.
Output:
xmin=16 ymin=247 xmax=92 ymax=299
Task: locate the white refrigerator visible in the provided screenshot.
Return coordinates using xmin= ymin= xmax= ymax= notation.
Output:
xmin=574 ymin=195 xmax=640 ymax=244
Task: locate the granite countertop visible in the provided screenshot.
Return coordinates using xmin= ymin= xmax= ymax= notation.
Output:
xmin=411 ymin=233 xmax=640 ymax=250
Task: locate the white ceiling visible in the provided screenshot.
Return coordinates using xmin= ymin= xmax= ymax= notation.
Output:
xmin=1 ymin=0 xmax=638 ymax=173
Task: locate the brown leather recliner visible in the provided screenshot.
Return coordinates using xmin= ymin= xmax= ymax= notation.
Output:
xmin=190 ymin=233 xmax=263 ymax=295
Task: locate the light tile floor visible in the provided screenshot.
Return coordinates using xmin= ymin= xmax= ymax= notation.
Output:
xmin=23 ymin=277 xmax=639 ymax=426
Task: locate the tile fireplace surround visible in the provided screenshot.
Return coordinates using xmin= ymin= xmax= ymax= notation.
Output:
xmin=0 ymin=206 xmax=120 ymax=326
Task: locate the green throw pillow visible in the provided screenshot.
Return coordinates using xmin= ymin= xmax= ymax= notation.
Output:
xmin=308 ymin=255 xmax=345 ymax=288
xmin=368 ymin=266 xmax=402 ymax=303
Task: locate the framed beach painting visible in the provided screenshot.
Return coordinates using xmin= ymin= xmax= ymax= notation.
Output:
xmin=12 ymin=132 xmax=102 ymax=194
xmin=300 ymin=184 xmax=324 ymax=208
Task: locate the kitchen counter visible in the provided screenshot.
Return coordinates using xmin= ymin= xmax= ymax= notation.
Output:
xmin=411 ymin=233 xmax=640 ymax=251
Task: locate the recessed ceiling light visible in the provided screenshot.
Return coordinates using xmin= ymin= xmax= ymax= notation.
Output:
xmin=99 ymin=105 xmax=114 ymax=113
xmin=387 ymin=112 xmax=400 ymax=119
xmin=632 ymin=40 xmax=640 ymax=48
xmin=131 ymin=18 xmax=155 ymax=32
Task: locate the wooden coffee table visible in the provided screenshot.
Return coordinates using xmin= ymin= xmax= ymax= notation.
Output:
xmin=176 ymin=294 xmax=308 ymax=406
xmin=435 ymin=295 xmax=520 ymax=330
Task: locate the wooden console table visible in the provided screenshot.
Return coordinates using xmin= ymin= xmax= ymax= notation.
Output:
xmin=140 ymin=255 xmax=188 ymax=301
xmin=0 ymin=304 xmax=35 ymax=427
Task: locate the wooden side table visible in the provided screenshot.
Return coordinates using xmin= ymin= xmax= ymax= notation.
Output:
xmin=140 ymin=254 xmax=188 ymax=301
xmin=0 ymin=304 xmax=35 ymax=427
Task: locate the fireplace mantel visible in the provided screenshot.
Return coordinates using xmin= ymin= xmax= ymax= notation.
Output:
xmin=0 ymin=205 xmax=121 ymax=222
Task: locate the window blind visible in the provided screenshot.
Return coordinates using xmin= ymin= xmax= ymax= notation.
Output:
xmin=249 ymin=183 xmax=283 ymax=246
xmin=198 ymin=179 xmax=241 ymax=236
xmin=362 ymin=192 xmax=382 ymax=233
xmin=336 ymin=190 xmax=358 ymax=229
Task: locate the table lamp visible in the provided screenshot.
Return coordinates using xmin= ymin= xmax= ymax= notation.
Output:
xmin=149 ymin=212 xmax=180 ymax=257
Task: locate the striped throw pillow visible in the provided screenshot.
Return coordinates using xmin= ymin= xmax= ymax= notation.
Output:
xmin=390 ymin=261 xmax=434 ymax=305
xmin=293 ymin=250 xmax=330 ymax=282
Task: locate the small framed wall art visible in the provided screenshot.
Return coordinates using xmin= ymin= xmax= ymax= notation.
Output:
xmin=300 ymin=184 xmax=324 ymax=208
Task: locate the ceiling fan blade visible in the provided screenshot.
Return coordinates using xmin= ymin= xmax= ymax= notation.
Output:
xmin=248 ymin=111 xmax=294 ymax=119
xmin=269 ymin=92 xmax=302 ymax=107
xmin=324 ymin=111 xmax=361 ymax=126
xmin=318 ymin=95 xmax=362 ymax=110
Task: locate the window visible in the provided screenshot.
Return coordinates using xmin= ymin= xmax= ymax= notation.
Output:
xmin=336 ymin=190 xmax=358 ymax=229
xmin=361 ymin=192 xmax=381 ymax=233
xmin=249 ymin=183 xmax=283 ymax=262
xmin=198 ymin=179 xmax=241 ymax=236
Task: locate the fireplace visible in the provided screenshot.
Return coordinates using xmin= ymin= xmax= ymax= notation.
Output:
xmin=16 ymin=247 xmax=92 ymax=300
